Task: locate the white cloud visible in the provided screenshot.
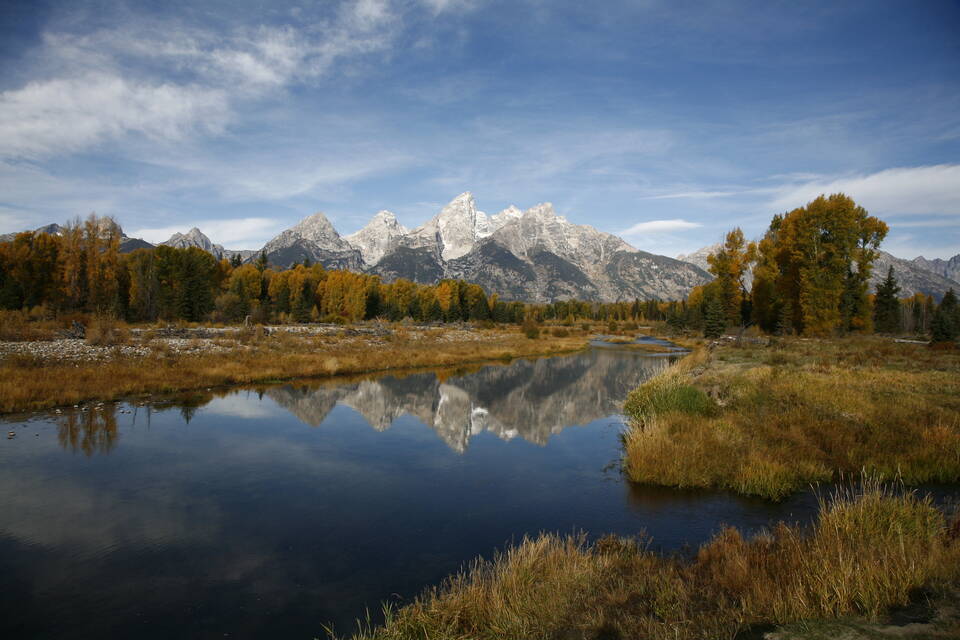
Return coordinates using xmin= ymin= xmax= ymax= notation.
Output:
xmin=0 ymin=2 xmax=403 ymax=160
xmin=768 ymin=164 xmax=960 ymax=216
xmin=619 ymin=219 xmax=702 ymax=236
xmin=0 ymin=73 xmax=229 ymax=157
xmin=419 ymin=0 xmax=480 ymax=14
xmin=131 ymin=217 xmax=285 ymax=249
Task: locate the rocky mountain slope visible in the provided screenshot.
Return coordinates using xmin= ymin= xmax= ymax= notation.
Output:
xmin=159 ymin=227 xmax=255 ymax=262
xmin=261 ymin=212 xmax=364 ymax=271
xmin=247 ymin=192 xmax=712 ymax=301
xmin=912 ymin=254 xmax=960 ymax=283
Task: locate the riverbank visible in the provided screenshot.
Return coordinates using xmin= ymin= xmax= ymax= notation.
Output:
xmin=338 ymin=482 xmax=960 ymax=640
xmin=623 ymin=336 xmax=960 ymax=500
xmin=0 ymin=324 xmax=588 ymax=413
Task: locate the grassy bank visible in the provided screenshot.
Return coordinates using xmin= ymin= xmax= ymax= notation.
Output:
xmin=623 ymin=337 xmax=960 ymax=500
xmin=337 ymin=482 xmax=959 ymax=640
xmin=0 ymin=326 xmax=587 ymax=413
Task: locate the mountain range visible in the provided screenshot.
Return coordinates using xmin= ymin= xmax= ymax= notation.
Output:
xmin=3 ymin=192 xmax=958 ymax=301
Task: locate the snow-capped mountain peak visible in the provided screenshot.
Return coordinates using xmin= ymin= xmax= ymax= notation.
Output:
xmin=410 ymin=191 xmax=489 ymax=261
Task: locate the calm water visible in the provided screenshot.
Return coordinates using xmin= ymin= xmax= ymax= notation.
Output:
xmin=1 ymin=346 xmax=822 ymax=639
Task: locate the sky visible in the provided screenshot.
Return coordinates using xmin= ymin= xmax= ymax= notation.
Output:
xmin=0 ymin=0 xmax=958 ymax=258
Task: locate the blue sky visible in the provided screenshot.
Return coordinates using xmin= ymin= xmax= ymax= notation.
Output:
xmin=0 ymin=0 xmax=958 ymax=258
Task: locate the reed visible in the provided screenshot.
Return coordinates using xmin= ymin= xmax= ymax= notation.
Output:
xmin=341 ymin=481 xmax=960 ymax=640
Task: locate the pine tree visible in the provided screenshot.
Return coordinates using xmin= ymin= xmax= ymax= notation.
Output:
xmin=931 ymin=289 xmax=958 ymax=344
xmin=873 ymin=266 xmax=901 ymax=334
xmin=703 ymin=296 xmax=725 ymax=338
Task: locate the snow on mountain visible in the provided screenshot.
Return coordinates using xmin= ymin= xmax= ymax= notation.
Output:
xmin=344 ymin=210 xmax=408 ymax=265
xmin=406 ymin=192 xmax=495 ymax=261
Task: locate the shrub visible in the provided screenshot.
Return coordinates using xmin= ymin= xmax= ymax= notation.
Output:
xmin=85 ymin=317 xmax=130 ymax=346
xmin=521 ymin=318 xmax=540 ymax=339
xmin=551 ymin=327 xmax=569 ymax=338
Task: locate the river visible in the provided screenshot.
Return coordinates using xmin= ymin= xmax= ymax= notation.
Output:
xmin=0 ymin=345 xmax=820 ymax=639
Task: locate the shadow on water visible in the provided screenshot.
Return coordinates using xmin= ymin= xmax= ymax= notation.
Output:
xmin=1 ymin=346 xmax=956 ymax=639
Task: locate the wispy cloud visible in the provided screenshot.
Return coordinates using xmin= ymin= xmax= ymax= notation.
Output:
xmin=768 ymin=164 xmax=960 ymax=216
xmin=0 ymin=74 xmax=229 ymax=157
xmin=618 ymin=219 xmax=702 ymax=237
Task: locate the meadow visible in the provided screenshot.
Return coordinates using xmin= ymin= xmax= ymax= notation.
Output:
xmin=623 ymin=337 xmax=960 ymax=500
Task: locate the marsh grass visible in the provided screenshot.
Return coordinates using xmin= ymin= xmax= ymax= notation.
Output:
xmin=0 ymin=328 xmax=586 ymax=413
xmin=624 ymin=337 xmax=960 ymax=499
xmin=340 ymin=481 xmax=960 ymax=640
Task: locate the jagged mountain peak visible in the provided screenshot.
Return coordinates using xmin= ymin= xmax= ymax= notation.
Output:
xmin=290 ymin=211 xmax=340 ymax=240
xmin=523 ymin=202 xmax=560 ymax=219
xmin=345 ymin=209 xmax=409 ymax=265
xmin=161 ymin=227 xmax=223 ymax=256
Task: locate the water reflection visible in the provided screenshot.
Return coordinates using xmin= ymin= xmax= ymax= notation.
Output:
xmin=47 ymin=348 xmax=672 ymax=455
xmin=265 ymin=348 xmax=671 ymax=452
xmin=57 ymin=409 xmax=119 ymax=455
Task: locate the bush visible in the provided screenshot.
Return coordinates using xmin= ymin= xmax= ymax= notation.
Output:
xmin=607 ymin=320 xmax=619 ymax=333
xmin=522 ymin=318 xmax=540 ymax=339
xmin=551 ymin=327 xmax=569 ymax=338
xmin=85 ymin=317 xmax=130 ymax=346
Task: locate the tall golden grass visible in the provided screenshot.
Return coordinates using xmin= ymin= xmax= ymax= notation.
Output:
xmin=340 ymin=481 xmax=960 ymax=640
xmin=624 ymin=337 xmax=960 ymax=499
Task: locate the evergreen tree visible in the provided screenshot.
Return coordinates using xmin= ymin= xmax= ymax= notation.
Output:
xmin=255 ymin=251 xmax=268 ymax=273
xmin=931 ymin=289 xmax=958 ymax=344
xmin=230 ymin=253 xmax=242 ymax=268
xmin=703 ymin=296 xmax=725 ymax=338
xmin=873 ymin=266 xmax=901 ymax=334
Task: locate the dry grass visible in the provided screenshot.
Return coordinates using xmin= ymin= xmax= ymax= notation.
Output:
xmin=84 ymin=316 xmax=130 ymax=346
xmin=340 ymin=481 xmax=960 ymax=640
xmin=623 ymin=337 xmax=960 ymax=499
xmin=0 ymin=309 xmax=60 ymax=341
xmin=0 ymin=327 xmax=586 ymax=413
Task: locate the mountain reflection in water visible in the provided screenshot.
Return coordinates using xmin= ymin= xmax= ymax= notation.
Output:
xmin=50 ymin=347 xmax=671 ymax=455
xmin=264 ymin=348 xmax=671 ymax=452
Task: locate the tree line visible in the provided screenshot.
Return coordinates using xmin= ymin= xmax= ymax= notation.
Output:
xmin=0 ymin=215 xmax=529 ymax=325
xmin=673 ymin=193 xmax=958 ymax=341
